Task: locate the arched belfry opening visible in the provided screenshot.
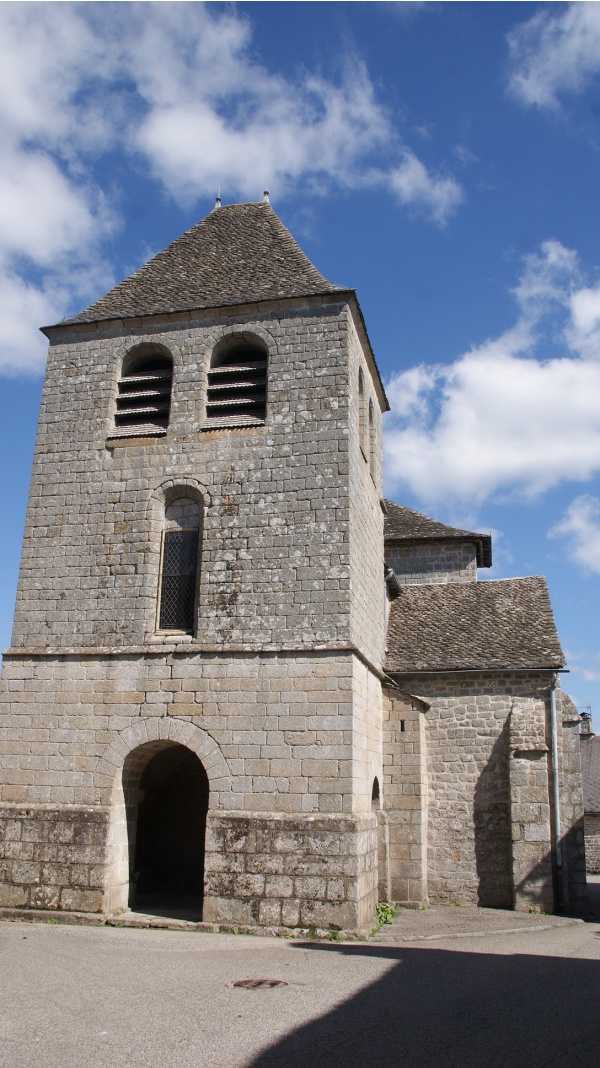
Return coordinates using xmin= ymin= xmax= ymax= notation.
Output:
xmin=115 ymin=344 xmax=173 ymax=436
xmin=122 ymin=742 xmax=209 ymax=920
xmin=205 ymin=332 xmax=268 ymax=428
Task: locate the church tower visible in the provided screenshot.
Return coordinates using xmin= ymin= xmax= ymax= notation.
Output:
xmin=0 ymin=201 xmax=388 ymax=931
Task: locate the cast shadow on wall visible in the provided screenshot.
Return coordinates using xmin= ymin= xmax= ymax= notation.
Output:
xmin=473 ymin=721 xmax=513 ymax=908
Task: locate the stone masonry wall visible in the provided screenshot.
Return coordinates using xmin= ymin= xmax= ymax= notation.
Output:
xmin=556 ymin=692 xmax=587 ymax=912
xmin=0 ymin=650 xmax=362 ymax=813
xmin=508 ymin=700 xmax=553 ymax=911
xmin=584 ymin=813 xmax=600 ymax=873
xmin=11 ymin=298 xmax=382 ymax=662
xmin=381 ymin=687 xmax=428 ymax=907
xmin=390 ymin=672 xmax=564 ymax=909
xmin=0 ymin=805 xmax=108 ymax=912
xmin=347 ymin=316 xmax=385 ymax=669
xmin=204 ymin=812 xmax=377 ymax=931
xmin=385 ymin=541 xmax=478 ymax=586
xmin=350 ymin=657 xmax=384 ymax=815
xmin=0 ymin=649 xmax=382 ymax=924
xmin=1 ymin=291 xmax=387 ymax=927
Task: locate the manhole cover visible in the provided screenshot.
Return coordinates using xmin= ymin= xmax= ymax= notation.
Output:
xmin=233 ymin=979 xmax=288 ymax=990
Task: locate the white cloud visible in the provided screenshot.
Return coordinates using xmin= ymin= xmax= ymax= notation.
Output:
xmin=0 ymin=272 xmax=66 ymax=376
xmin=0 ymin=2 xmax=463 ymax=374
xmin=381 ymin=2 xmax=434 ymax=20
xmin=384 ymin=241 xmax=600 ymax=504
xmin=134 ymin=58 xmax=391 ymax=204
xmin=508 ymin=3 xmax=600 ymax=108
xmin=122 ymin=5 xmax=457 ymax=216
xmin=388 ymin=151 xmax=463 ymax=226
xmin=0 ymin=6 xmax=117 ymax=374
xmin=0 ymin=152 xmax=100 ymax=265
xmin=549 ymin=495 xmax=600 ymax=575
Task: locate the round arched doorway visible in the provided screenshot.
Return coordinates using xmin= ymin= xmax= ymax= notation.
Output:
xmin=125 ymin=742 xmax=209 ymax=920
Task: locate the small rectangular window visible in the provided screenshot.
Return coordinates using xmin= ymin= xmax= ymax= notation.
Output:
xmin=158 ymin=530 xmax=199 ymax=631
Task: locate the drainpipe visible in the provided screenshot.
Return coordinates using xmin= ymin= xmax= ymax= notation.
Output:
xmin=549 ymin=672 xmax=562 ymax=905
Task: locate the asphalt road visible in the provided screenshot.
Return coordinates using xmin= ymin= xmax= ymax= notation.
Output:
xmin=2 ymin=915 xmax=600 ymax=1068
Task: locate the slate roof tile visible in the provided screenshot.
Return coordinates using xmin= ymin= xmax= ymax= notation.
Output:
xmin=61 ymin=202 xmax=344 ymax=326
xmin=385 ymin=576 xmax=564 ymax=672
xmin=383 ymin=500 xmax=492 ymax=567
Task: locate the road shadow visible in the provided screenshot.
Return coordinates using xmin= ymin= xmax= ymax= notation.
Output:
xmin=248 ymin=939 xmax=600 ymax=1068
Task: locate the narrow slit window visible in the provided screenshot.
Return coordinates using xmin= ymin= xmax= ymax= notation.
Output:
xmin=368 ymin=399 xmax=376 ymax=479
xmin=358 ymin=369 xmax=367 ymax=459
xmin=115 ymin=353 xmax=173 ymax=437
xmin=204 ymin=336 xmax=267 ymax=430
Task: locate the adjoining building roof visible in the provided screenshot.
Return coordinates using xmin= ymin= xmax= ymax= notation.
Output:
xmin=580 ymin=735 xmax=600 ymax=814
xmin=56 ymin=202 xmax=345 ymax=326
xmin=385 ymin=576 xmax=564 ymax=673
xmin=383 ymin=500 xmax=492 ymax=568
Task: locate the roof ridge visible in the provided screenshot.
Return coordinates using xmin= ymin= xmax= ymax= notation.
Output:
xmin=53 ymin=201 xmax=345 ymax=328
xmin=383 ymin=499 xmax=493 ymax=567
xmin=383 ymin=499 xmax=486 ymax=538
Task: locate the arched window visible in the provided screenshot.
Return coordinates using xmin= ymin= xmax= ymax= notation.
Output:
xmin=371 ymin=776 xmax=381 ymax=810
xmin=115 ymin=348 xmax=173 ymax=437
xmin=157 ymin=495 xmax=201 ymax=633
xmin=358 ymin=369 xmax=367 ymax=459
xmin=204 ymin=334 xmax=267 ymax=429
xmin=368 ymin=399 xmax=376 ymax=479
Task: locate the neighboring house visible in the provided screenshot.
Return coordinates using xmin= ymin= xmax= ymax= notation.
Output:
xmin=0 ymin=200 xmax=588 ymax=930
xmin=580 ymin=716 xmax=600 ymax=873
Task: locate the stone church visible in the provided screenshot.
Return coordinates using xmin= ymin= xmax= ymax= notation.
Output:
xmin=0 ymin=199 xmax=588 ymax=932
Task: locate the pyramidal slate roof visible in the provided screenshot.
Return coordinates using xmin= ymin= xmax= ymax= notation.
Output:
xmin=580 ymin=735 xmax=600 ymax=813
xmin=384 ymin=500 xmax=492 ymax=568
xmin=385 ymin=576 xmax=564 ymax=673
xmin=62 ymin=202 xmax=344 ymax=326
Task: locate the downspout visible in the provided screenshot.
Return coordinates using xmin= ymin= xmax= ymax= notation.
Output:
xmin=549 ymin=672 xmax=562 ymax=906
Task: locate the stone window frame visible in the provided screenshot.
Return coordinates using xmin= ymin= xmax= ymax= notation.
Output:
xmin=154 ymin=485 xmax=204 ymax=637
xmin=145 ymin=478 xmax=211 ymax=644
xmin=368 ymin=399 xmax=376 ymax=482
xmin=109 ymin=341 xmax=175 ymax=442
xmin=203 ymin=330 xmax=269 ymax=431
xmin=105 ymin=339 xmax=182 ymax=448
xmin=358 ymin=368 xmax=368 ymax=462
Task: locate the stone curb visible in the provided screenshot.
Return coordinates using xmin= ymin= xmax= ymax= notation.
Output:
xmin=0 ymin=907 xmax=365 ymax=940
xmin=0 ymin=907 xmax=219 ymax=933
xmin=370 ymin=917 xmax=585 ymax=944
xmin=0 ymin=906 xmax=588 ymax=944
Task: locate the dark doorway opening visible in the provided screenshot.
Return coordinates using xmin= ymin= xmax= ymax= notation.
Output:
xmin=130 ymin=745 xmax=209 ymax=921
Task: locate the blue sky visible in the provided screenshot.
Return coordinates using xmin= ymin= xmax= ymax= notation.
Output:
xmin=1 ymin=1 xmax=600 ymax=715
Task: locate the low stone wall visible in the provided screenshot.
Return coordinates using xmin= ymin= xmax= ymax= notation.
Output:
xmin=585 ymin=813 xmax=600 ymax=873
xmin=204 ymin=812 xmax=378 ymax=932
xmin=0 ymin=804 xmax=378 ymax=931
xmin=0 ymin=804 xmax=108 ymax=912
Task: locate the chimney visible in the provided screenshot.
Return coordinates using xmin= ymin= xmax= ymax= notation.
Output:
xmin=580 ymin=711 xmax=594 ymax=737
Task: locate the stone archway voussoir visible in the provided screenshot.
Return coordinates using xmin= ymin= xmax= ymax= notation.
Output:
xmin=97 ymin=718 xmax=230 ymax=790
